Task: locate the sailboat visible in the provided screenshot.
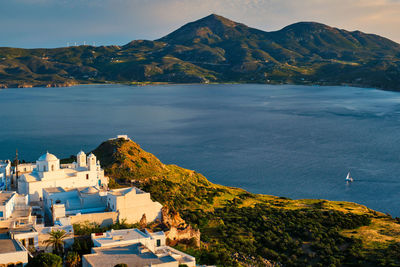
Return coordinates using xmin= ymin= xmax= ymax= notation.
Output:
xmin=345 ymin=171 xmax=354 ymax=182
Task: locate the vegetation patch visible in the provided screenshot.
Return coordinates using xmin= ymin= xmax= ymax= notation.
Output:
xmin=91 ymin=138 xmax=400 ymax=266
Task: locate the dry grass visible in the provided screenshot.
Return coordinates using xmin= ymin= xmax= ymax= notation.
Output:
xmin=342 ymin=217 xmax=400 ymax=249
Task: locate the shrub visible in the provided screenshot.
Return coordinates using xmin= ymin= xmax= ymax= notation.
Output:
xmin=27 ymin=253 xmax=62 ymax=267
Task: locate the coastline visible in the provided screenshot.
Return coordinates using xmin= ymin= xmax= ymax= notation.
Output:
xmin=0 ymin=79 xmax=388 ymax=92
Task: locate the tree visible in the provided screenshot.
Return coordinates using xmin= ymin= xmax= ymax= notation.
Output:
xmin=65 ymin=251 xmax=81 ymax=267
xmin=71 ymin=237 xmax=93 ymax=255
xmin=44 ymin=230 xmax=68 ymax=255
xmin=27 ymin=253 xmax=62 ymax=267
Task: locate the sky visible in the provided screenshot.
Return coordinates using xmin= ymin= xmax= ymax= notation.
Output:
xmin=2 ymin=0 xmax=400 ymax=48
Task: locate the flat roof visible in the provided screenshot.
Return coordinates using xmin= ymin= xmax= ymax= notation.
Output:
xmin=0 ymin=234 xmax=23 ymax=254
xmin=109 ymin=187 xmax=144 ymax=196
xmin=21 ymin=168 xmax=83 ymax=183
xmin=0 ymin=191 xmax=15 ymax=205
xmin=44 ymin=186 xmax=101 ymax=194
xmin=43 ymin=187 xmax=65 ymax=193
xmin=84 ymin=243 xmax=177 ymax=267
xmin=94 ymin=229 xmax=148 ymax=246
xmin=45 ymin=187 xmax=105 ymax=212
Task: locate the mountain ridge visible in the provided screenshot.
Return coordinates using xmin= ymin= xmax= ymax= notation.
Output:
xmin=1 ymin=14 xmax=400 ymax=90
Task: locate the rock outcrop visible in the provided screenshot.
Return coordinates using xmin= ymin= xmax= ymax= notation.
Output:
xmin=161 ymin=207 xmax=200 ymax=247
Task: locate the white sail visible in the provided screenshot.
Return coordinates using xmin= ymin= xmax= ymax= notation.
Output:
xmin=345 ymin=171 xmax=353 ymax=182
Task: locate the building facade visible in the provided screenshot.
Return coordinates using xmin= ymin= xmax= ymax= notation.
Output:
xmin=18 ymin=151 xmax=108 ymax=202
xmin=107 ymin=187 xmax=163 ymax=224
xmin=0 ymin=192 xmax=17 ymax=221
xmin=42 ymin=186 xmax=162 ymax=226
xmin=0 ymin=233 xmax=29 ymax=266
xmin=9 ymin=226 xmax=39 ymax=252
xmin=82 ymin=228 xmax=195 ymax=267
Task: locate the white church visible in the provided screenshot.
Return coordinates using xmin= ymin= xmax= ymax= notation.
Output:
xmin=18 ymin=151 xmax=108 ymax=202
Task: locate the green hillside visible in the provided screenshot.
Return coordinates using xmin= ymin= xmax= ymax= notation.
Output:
xmin=1 ymin=14 xmax=400 ymax=90
xmin=92 ymin=137 xmax=400 ymax=266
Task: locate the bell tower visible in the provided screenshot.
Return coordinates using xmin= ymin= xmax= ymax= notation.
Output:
xmin=87 ymin=153 xmax=97 ymax=171
xmin=77 ymin=151 xmax=87 ymax=168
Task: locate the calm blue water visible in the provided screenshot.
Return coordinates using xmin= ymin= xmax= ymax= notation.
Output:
xmin=1 ymin=84 xmax=400 ymax=216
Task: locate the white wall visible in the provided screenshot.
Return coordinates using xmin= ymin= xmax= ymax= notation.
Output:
xmin=22 ymin=168 xmax=105 ymax=202
xmin=0 ymin=193 xmax=16 ymax=220
xmin=110 ymin=192 xmax=162 ymax=224
xmin=16 ymin=163 xmax=36 ymax=174
xmin=13 ymin=232 xmax=39 ymax=250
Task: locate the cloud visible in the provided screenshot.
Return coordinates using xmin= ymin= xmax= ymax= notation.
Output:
xmin=1 ymin=0 xmax=399 ymax=48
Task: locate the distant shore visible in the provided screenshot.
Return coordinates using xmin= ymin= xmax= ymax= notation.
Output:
xmin=0 ymin=79 xmax=389 ymax=92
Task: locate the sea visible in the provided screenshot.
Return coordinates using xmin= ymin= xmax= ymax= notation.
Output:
xmin=1 ymin=84 xmax=400 ymax=216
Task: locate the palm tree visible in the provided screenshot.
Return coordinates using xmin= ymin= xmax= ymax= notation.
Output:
xmin=44 ymin=230 xmax=68 ymax=255
xmin=65 ymin=251 xmax=81 ymax=267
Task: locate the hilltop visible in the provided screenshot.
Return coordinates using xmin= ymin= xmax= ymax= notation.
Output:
xmin=1 ymin=14 xmax=400 ymax=90
xmin=92 ymin=137 xmax=400 ymax=266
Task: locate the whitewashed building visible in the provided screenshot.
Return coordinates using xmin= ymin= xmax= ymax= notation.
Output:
xmin=0 ymin=192 xmax=18 ymax=221
xmin=9 ymin=226 xmax=39 ymax=252
xmin=18 ymin=151 xmax=108 ymax=202
xmin=82 ymin=228 xmax=196 ymax=267
xmin=0 ymin=192 xmax=29 ymax=221
xmin=43 ymin=186 xmax=162 ymax=226
xmin=43 ymin=186 xmax=109 ymax=224
xmin=0 ymin=233 xmax=29 ymax=266
xmin=107 ymin=187 xmax=163 ymax=224
xmin=0 ymin=191 xmax=35 ymax=231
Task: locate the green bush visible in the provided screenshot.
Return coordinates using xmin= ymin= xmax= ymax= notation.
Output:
xmin=27 ymin=253 xmax=62 ymax=267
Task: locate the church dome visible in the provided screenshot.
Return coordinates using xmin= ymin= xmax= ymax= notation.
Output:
xmin=38 ymin=152 xmax=58 ymax=162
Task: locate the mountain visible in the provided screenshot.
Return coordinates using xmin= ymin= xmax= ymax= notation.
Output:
xmin=1 ymin=14 xmax=400 ymax=90
xmin=90 ymin=137 xmax=400 ymax=266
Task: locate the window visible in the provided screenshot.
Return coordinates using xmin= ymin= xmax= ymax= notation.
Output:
xmin=28 ymin=238 xmax=34 ymax=246
xmin=43 ymin=166 xmax=47 ymax=172
xmin=86 ymin=174 xmax=89 ymax=180
xmin=51 ymin=165 xmax=54 ymax=171
xmin=156 ymin=239 xmax=161 ymax=247
xmin=21 ymin=239 xmax=26 ymax=247
xmin=0 ymin=211 xmax=3 ymax=217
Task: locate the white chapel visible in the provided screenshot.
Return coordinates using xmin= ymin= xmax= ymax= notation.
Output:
xmin=18 ymin=151 xmax=108 ymax=202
